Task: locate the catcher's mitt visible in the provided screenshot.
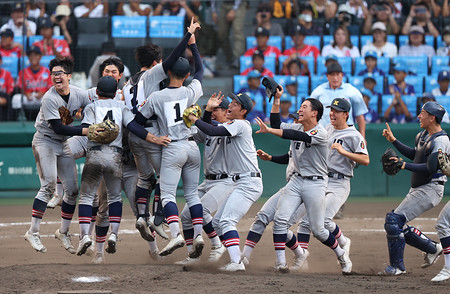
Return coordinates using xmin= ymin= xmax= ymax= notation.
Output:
xmin=58 ymin=106 xmax=74 ymax=125
xmin=381 ymin=147 xmax=404 ymax=175
xmin=183 ymin=104 xmax=202 ymax=128
xmin=438 ymin=151 xmax=450 ymax=177
xmin=88 ymin=118 xmax=119 ymax=144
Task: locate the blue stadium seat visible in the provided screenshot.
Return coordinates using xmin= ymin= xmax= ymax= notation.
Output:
xmin=431 ymin=56 xmax=450 ymax=75
xmin=354 ymin=56 xmax=390 ymax=75
xmin=273 ymin=75 xmax=309 ymax=97
xmin=366 ymin=92 xmax=378 ymax=113
xmin=13 ymin=36 xmax=27 ymax=48
xmin=435 ymin=96 xmax=450 ymax=114
xmin=1 ymin=56 xmax=18 ymax=78
xmin=28 ymin=35 xmax=64 ymax=45
xmin=284 ymin=35 xmax=321 ymax=51
xmin=233 ymin=75 xmax=249 ymax=93
xmin=392 ymin=56 xmax=428 ymax=76
xmin=360 ymin=35 xmax=396 ymax=48
xmin=323 ymin=35 xmax=359 ymax=48
xmin=310 ymin=74 xmax=328 ymax=90
xmin=239 ymin=55 xmax=276 ymax=74
xmin=278 ymin=55 xmax=314 ymax=74
xmin=425 ymin=75 xmax=438 ymax=93
xmin=246 ymin=36 xmax=282 ymax=50
xmin=22 ymin=55 xmax=55 ymax=69
xmin=387 ymin=75 xmax=424 ymax=94
xmin=436 ymin=35 xmax=443 ymax=49
xmin=382 ymin=94 xmax=418 ymax=116
xmin=348 ymin=75 xmax=384 ymax=94
xmin=317 ymin=56 xmax=352 ymax=75
xmin=398 ymin=35 xmax=434 ymax=48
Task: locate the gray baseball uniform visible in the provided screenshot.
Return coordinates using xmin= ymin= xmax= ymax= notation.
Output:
xmin=436 ymin=200 xmax=450 ymax=240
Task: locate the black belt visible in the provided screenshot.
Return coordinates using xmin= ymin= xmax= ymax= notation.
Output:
xmin=232 ymin=172 xmax=261 ymax=181
xmin=89 ymin=145 xmax=122 ymax=153
xmin=328 ymin=172 xmax=350 ymax=179
xmin=294 ymin=172 xmax=324 ymax=180
xmin=205 ymin=174 xmax=229 ymax=180
xmin=437 ymin=181 xmax=445 ymax=186
xmin=171 ymin=137 xmax=195 ymax=143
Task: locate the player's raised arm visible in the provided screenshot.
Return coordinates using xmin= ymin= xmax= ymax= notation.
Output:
xmin=188 ymin=31 xmax=204 ymax=83
xmin=383 ymin=123 xmax=416 ymax=160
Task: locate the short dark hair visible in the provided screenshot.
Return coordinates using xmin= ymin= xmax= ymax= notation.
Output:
xmin=305 ymin=98 xmax=323 ymax=122
xmin=100 ymin=57 xmax=124 ymax=75
xmin=49 ymin=57 xmax=74 ymax=73
xmin=135 ymin=43 xmax=162 ymax=68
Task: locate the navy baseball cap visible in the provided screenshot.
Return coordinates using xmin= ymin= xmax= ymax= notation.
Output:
xmin=229 ymin=92 xmax=253 ymax=113
xmin=252 ymin=50 xmax=265 ymax=60
xmin=97 ymin=76 xmax=117 ymax=98
xmin=421 ymin=92 xmax=435 ymax=101
xmin=170 ymin=57 xmax=190 ymax=76
xmin=12 ymin=3 xmax=24 ymax=12
xmin=422 ymin=101 xmax=445 ymax=123
xmin=327 ymin=98 xmax=351 ymax=112
xmin=438 ymin=70 xmax=450 ymax=82
xmin=290 ymin=24 xmax=307 ymax=36
xmin=39 ymin=17 xmax=53 ymax=29
xmin=27 ymin=45 xmax=42 ymax=55
xmin=364 ymin=50 xmax=378 ymax=59
xmin=0 ymin=29 xmax=14 ymax=38
xmin=255 ymin=26 xmax=270 ymax=37
xmin=326 ymin=63 xmax=343 ymax=74
xmin=363 ymin=75 xmax=376 ymax=83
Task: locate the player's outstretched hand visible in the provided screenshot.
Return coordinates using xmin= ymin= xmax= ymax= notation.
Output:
xmin=154 ymin=135 xmax=171 ymax=147
xmin=255 ymin=117 xmax=270 ymax=134
xmin=257 ymin=149 xmax=272 ymax=161
xmin=205 ymin=91 xmax=224 ymax=111
xmin=382 ymin=122 xmax=396 ymax=143
xmin=187 ymin=17 xmax=201 ymax=35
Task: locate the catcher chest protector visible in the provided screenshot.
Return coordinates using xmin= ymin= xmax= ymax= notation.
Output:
xmin=411 ymin=130 xmax=447 ymax=188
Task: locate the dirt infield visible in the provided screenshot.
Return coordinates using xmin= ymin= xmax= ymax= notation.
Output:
xmin=0 ymin=198 xmax=449 ymax=293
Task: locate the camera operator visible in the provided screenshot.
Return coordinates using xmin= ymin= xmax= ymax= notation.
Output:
xmin=362 ymin=1 xmax=400 ymax=35
xmin=401 ymin=1 xmax=439 ymax=37
xmin=252 ymin=2 xmax=285 ymax=39
xmin=328 ymin=4 xmax=359 ymax=36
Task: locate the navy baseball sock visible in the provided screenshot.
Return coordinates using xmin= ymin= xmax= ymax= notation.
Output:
xmin=60 ymin=200 xmax=76 ymax=233
xmin=30 ymin=198 xmax=47 ymax=233
xmin=135 ymin=186 xmax=149 ymax=217
xmin=183 ymin=228 xmax=194 ymax=252
xmin=223 ymin=230 xmax=241 ymax=263
xmin=297 ymin=233 xmax=311 ymax=250
xmin=189 ymin=204 xmax=203 ymax=237
xmin=274 ymin=233 xmax=287 ymax=265
xmin=286 ymin=233 xmax=298 ymax=249
xmin=95 ymin=225 xmax=109 ymax=253
xmin=108 ymin=201 xmax=122 ymax=235
xmin=441 ymin=236 xmax=450 ymax=267
xmin=242 ymin=230 xmax=262 ymax=259
xmin=203 ymin=221 xmax=221 ymax=247
xmin=164 ymin=201 xmax=180 ymax=238
xmin=323 ymin=232 xmax=345 ymax=257
xmin=78 ymin=204 xmax=93 ymax=236
xmin=89 ymin=206 xmax=98 ymax=236
xmin=331 ymin=225 xmax=348 ymax=247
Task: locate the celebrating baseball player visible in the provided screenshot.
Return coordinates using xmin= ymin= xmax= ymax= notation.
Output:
xmin=189 ymin=92 xmax=263 ymax=271
xmin=24 ymin=58 xmax=92 ymax=253
xmin=255 ymin=87 xmax=352 ymax=274
xmin=381 ymin=101 xmax=450 ymax=275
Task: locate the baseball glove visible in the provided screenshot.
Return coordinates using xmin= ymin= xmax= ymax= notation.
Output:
xmin=88 ymin=118 xmax=119 ymax=144
xmin=183 ymin=104 xmax=202 ymax=128
xmin=381 ymin=147 xmax=404 ymax=175
xmin=58 ymin=106 xmax=74 ymax=125
xmin=438 ymin=152 xmax=450 ymax=177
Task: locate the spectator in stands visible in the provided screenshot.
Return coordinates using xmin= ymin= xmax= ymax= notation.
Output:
xmin=361 ymin=22 xmax=398 ymax=58
xmin=363 ymin=76 xmax=382 ymax=103
xmin=241 ymin=50 xmax=275 ymax=78
xmin=117 ymin=0 xmax=152 ymax=16
xmin=252 ymin=2 xmax=285 ymax=39
xmin=271 ymin=0 xmax=297 ymax=19
xmin=283 ymin=24 xmax=320 ymax=60
xmin=280 ymin=56 xmax=310 ymax=76
xmin=11 ymin=46 xmax=52 ymax=120
xmin=244 ymin=27 xmax=282 ymax=60
xmin=238 ymin=69 xmax=268 ymax=121
xmin=279 ymin=92 xmax=294 ymax=123
xmin=296 ymin=4 xmax=323 ymax=36
xmin=345 ymin=0 xmax=369 ymax=19
xmin=443 ymin=0 xmax=449 ymax=17
xmin=26 ymin=0 xmax=47 ymax=21
xmin=284 ymin=76 xmax=299 ymax=99
xmin=318 ymin=54 xmax=342 ymax=75
xmin=0 ymin=3 xmax=37 ymax=37
xmin=51 ymin=1 xmax=74 ymax=46
xmin=432 ymin=70 xmax=450 ymax=96
xmin=437 ymin=25 xmax=450 ymax=56
xmin=74 ymin=0 xmax=109 ymax=18
xmin=154 ymin=1 xmax=186 ymax=17
xmin=386 ymin=63 xmax=415 ymax=96
xmin=0 ymin=29 xmax=22 ymax=58
xmin=212 ymin=0 xmax=246 ymax=69
xmin=0 ymin=53 xmax=14 ymax=121
xmin=328 ymin=4 xmax=360 ymax=36
xmin=398 ymin=25 xmax=435 ymax=60
xmin=419 ymin=92 xmax=450 ymax=123
xmin=32 ymin=18 xmax=71 ymax=59
xmin=321 ymin=25 xmax=360 ymax=59
xmin=383 ymin=94 xmax=413 ymax=123
xmin=361 ymin=88 xmax=380 ymax=123
xmin=308 ymin=0 xmax=337 ymax=20
xmin=357 ymin=50 xmax=386 ymax=76
xmin=362 ymin=2 xmax=400 ymax=35
xmin=401 ymin=1 xmax=439 ymax=37
xmin=87 ymin=42 xmax=131 ymax=89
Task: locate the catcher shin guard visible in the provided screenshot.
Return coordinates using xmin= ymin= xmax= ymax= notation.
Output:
xmin=404 ymin=225 xmax=438 ymax=254
xmin=385 ymin=211 xmax=406 ymax=271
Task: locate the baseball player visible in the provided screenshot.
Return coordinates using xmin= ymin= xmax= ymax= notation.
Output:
xmin=189 ymin=92 xmax=263 ymax=272
xmin=296 ymin=98 xmax=369 ymax=268
xmin=255 ymin=88 xmax=352 ymax=273
xmin=177 ymin=94 xmax=233 ymax=264
xmin=381 ymin=101 xmax=450 ymax=275
xmin=126 ymin=19 xmax=201 ymax=241
xmin=24 ymin=57 xmax=92 ymax=253
xmin=136 ymin=31 xmax=204 ymax=257
xmin=431 ymin=199 xmax=450 ymax=281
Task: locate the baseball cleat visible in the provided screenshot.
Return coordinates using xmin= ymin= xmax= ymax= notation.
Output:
xmin=431 ymin=266 xmax=450 ymax=282
xmin=159 ymin=234 xmax=185 ymax=257
xmin=338 ymin=252 xmax=352 ymax=274
xmin=291 ymin=249 xmax=310 ymax=271
xmin=54 ymin=229 xmax=75 ymax=254
xmin=342 ymin=237 xmax=351 ymax=257
xmin=85 ymin=242 xmax=95 ymax=257
xmin=91 ymin=252 xmax=105 ymax=264
xmin=136 ymin=217 xmax=155 ymax=242
xmin=105 ymin=233 xmax=117 ymax=254
xmin=383 ymin=265 xmax=406 ymax=276
xmin=148 ymin=216 xmax=169 ymax=240
xmin=175 ymin=257 xmax=200 ymax=265
xmin=421 ymin=243 xmax=443 ymax=268
xmin=76 ymin=235 xmax=92 ymax=256
xmin=24 ymin=231 xmax=47 ymax=253
xmin=188 ymin=234 xmax=204 ymax=259
xmin=241 ymin=256 xmax=250 ymax=266
xmin=47 ymin=193 xmax=63 ymax=209
xmin=208 ymin=244 xmax=227 ymax=262
xmin=274 ymin=263 xmax=290 ymax=273
xmin=219 ymin=261 xmax=246 ymax=272
xmin=149 ymin=249 xmax=162 ymax=261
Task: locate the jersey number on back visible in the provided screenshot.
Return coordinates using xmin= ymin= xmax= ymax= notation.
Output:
xmin=164 ymin=99 xmax=188 ymax=127
xmin=173 ymin=103 xmax=183 ymax=123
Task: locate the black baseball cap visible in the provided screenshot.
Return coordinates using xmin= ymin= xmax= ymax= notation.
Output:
xmin=252 ymin=50 xmax=265 ymax=60
xmin=12 ymin=3 xmax=24 ymax=12
xmin=170 ymin=57 xmax=190 ymax=76
xmin=290 ymin=24 xmax=308 ymax=36
xmin=97 ymin=76 xmax=117 ymax=98
xmin=39 ymin=17 xmax=53 ymax=29
xmin=229 ymin=92 xmax=253 ymax=113
xmin=27 ymin=45 xmax=42 ymax=55
xmin=202 ymin=97 xmax=230 ymax=110
xmin=422 ymin=101 xmax=445 ymax=123
xmin=255 ymin=26 xmax=270 ymax=37
xmin=326 ymin=63 xmax=343 ymax=74
xmin=326 ymin=98 xmax=351 ymax=112
xmin=0 ymin=29 xmax=14 ymax=38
